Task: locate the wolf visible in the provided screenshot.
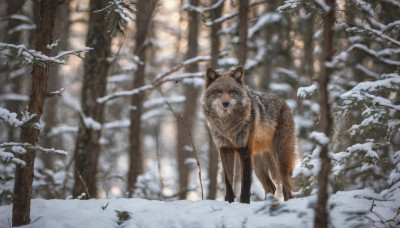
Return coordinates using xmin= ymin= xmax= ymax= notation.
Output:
xmin=202 ymin=66 xmax=296 ymax=203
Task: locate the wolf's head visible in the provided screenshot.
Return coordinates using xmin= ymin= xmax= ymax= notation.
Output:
xmin=202 ymin=66 xmax=250 ymax=118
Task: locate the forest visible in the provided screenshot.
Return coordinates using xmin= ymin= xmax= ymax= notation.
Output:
xmin=0 ymin=0 xmax=399 ymax=227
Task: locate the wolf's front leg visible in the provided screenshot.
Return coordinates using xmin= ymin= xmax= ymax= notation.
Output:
xmin=238 ymin=147 xmax=252 ymax=203
xmin=219 ymin=147 xmax=235 ymax=203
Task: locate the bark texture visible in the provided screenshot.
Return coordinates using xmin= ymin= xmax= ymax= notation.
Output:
xmin=127 ymin=0 xmax=158 ymax=197
xmin=177 ymin=0 xmax=200 ymax=200
xmin=12 ymin=0 xmax=60 ymax=226
xmin=314 ymin=0 xmax=335 ymax=227
xmin=72 ymin=0 xmax=112 ymax=198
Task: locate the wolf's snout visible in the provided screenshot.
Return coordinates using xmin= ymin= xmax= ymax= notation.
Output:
xmin=222 ymin=102 xmax=229 ymax=107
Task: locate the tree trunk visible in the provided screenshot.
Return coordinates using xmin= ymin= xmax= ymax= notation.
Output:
xmin=207 ymin=0 xmax=224 ymax=200
xmin=12 ymin=0 xmax=60 ymax=226
xmin=40 ymin=1 xmax=71 ymax=199
xmin=177 ymin=0 xmax=200 ymax=200
xmin=314 ymin=0 xmax=335 ymax=227
xmin=72 ymin=0 xmax=112 ymax=199
xmin=127 ymin=0 xmax=158 ymax=197
xmin=238 ymin=0 xmax=248 ymax=68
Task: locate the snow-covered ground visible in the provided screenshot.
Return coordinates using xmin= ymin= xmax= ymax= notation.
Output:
xmin=0 ymin=188 xmax=399 ymax=228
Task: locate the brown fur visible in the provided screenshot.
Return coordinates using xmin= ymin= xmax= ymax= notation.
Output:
xmin=202 ymin=66 xmax=296 ymax=203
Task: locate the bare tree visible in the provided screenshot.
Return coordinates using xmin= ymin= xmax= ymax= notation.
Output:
xmin=314 ymin=0 xmax=335 ymax=227
xmin=127 ymin=0 xmax=158 ymax=197
xmin=177 ymin=0 xmax=201 ymax=200
xmin=12 ymin=0 xmax=62 ymax=226
xmin=207 ymin=0 xmax=224 ymax=200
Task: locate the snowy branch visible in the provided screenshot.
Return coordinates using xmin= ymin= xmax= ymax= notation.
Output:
xmin=97 ymin=55 xmax=211 ymax=104
xmin=0 ymin=43 xmax=92 ymax=66
xmin=0 ymin=107 xmax=22 ymax=127
xmin=347 ymin=25 xmax=400 ymax=46
xmin=297 ymin=82 xmax=319 ymax=98
xmin=182 ymin=0 xmax=223 ymax=14
xmin=46 ymin=88 xmax=65 ymax=98
xmin=0 ymin=142 xmax=68 ymax=156
xmin=204 ymin=0 xmax=268 ymax=27
xmin=327 ymin=44 xmax=400 ymax=67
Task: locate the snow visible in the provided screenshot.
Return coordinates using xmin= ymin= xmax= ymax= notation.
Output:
xmin=8 ymin=24 xmax=36 ymax=35
xmin=0 ymin=93 xmax=29 ymax=102
xmin=314 ymin=0 xmax=331 ymax=13
xmin=0 ymin=107 xmax=22 ymax=127
xmin=277 ymin=0 xmax=301 ymax=12
xmin=347 ymin=142 xmax=378 ymax=159
xmin=309 ymin=131 xmax=329 ymax=145
xmin=0 ymin=188 xmax=398 ymax=227
xmin=297 ymin=82 xmax=319 ymax=98
xmin=9 ymin=14 xmax=32 ymax=23
xmin=83 ymin=116 xmax=102 ymax=131
xmin=248 ymin=13 xmax=283 ymax=39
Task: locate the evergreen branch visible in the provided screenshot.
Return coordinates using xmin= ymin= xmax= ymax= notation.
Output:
xmin=94 ymin=0 xmax=137 ymax=37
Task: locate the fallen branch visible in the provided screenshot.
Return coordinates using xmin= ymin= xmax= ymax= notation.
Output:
xmin=77 ymin=171 xmax=91 ymax=200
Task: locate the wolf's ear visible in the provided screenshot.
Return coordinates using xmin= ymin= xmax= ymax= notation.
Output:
xmin=232 ymin=65 xmax=244 ymax=85
xmin=205 ymin=66 xmax=219 ymax=88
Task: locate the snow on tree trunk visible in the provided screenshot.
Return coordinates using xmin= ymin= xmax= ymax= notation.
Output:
xmin=314 ymin=0 xmax=335 ymax=227
xmin=127 ymin=0 xmax=158 ymax=197
xmin=177 ymin=0 xmax=200 ymax=200
xmin=12 ymin=0 xmax=60 ymax=226
xmin=72 ymin=0 xmax=112 ymax=199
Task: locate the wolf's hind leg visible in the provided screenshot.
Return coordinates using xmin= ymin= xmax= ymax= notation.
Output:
xmin=238 ymin=147 xmax=252 ymax=204
xmin=219 ymin=147 xmax=235 ymax=203
xmin=254 ymin=154 xmax=276 ymax=199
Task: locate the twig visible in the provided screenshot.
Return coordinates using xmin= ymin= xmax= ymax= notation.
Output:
xmin=46 ymin=88 xmax=65 ymax=98
xmin=154 ymin=129 xmax=164 ymax=194
xmin=157 ymin=88 xmax=204 ymax=200
xmin=102 ymin=202 xmax=110 ymax=210
xmin=387 ymin=208 xmax=400 ymax=223
xmin=370 ymin=199 xmax=376 ymax=211
xmin=77 ymin=171 xmax=91 ymax=199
